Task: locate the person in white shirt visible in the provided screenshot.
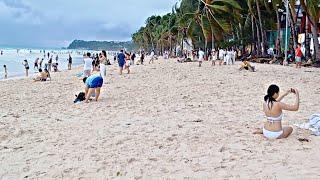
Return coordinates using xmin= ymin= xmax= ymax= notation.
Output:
xmin=198 ymin=48 xmax=205 ymax=67
xmin=232 ymin=49 xmax=237 ymax=65
xmin=83 ymin=52 xmax=93 ymax=77
xmin=211 ymin=49 xmax=217 ymax=66
xmin=218 ymin=49 xmax=225 ymax=65
xmin=149 ymin=50 xmax=155 ymax=64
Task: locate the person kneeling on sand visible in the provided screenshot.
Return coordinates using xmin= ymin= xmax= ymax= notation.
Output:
xmin=33 ymin=69 xmax=49 ymax=82
xmin=254 ymin=85 xmax=300 ymax=139
xmin=239 ymin=60 xmax=255 ymax=72
xmin=83 ymin=74 xmax=103 ymax=103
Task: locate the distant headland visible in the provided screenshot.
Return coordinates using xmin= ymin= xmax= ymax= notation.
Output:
xmin=67 ymin=40 xmax=135 ymax=51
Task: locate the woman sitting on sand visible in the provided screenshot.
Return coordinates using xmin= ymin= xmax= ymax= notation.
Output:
xmin=33 ymin=69 xmax=48 ymax=81
xmin=254 ymin=85 xmax=300 ymax=139
xmin=239 ymin=60 xmax=255 ymax=72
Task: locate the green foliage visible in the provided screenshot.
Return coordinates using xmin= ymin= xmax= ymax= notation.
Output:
xmin=68 ymin=40 xmax=135 ymax=51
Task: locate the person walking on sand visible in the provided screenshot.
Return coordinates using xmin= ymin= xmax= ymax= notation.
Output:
xmin=198 ymin=48 xmax=204 ymax=67
xmin=83 ymin=74 xmax=103 ymax=103
xmin=68 ymin=54 xmax=72 ymax=70
xmin=149 ymin=50 xmax=155 ymax=64
xmin=3 ymin=65 xmax=8 ymax=79
xmin=295 ymin=43 xmax=303 ymax=68
xmin=125 ymin=52 xmax=131 ymax=74
xmin=22 ymin=59 xmax=30 ymax=77
xmin=254 ymin=85 xmax=300 ymax=139
xmin=99 ymin=50 xmax=107 ymax=79
xmin=83 ymin=52 xmax=93 ymax=77
xmin=117 ymin=50 xmax=126 ymax=75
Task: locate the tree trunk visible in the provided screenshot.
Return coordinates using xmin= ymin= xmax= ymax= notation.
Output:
xmin=255 ymin=0 xmax=265 ymax=56
xmin=276 ymin=10 xmax=281 ymax=57
xmin=311 ymin=20 xmax=320 ymax=61
xmin=255 ymin=19 xmax=262 ymax=56
xmin=251 ymin=15 xmax=255 ymax=54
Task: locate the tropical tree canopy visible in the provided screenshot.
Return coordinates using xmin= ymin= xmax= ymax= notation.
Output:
xmin=132 ymin=0 xmax=320 ymax=61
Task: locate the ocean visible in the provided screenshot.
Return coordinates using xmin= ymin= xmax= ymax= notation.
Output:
xmin=0 ymin=47 xmax=94 ymax=80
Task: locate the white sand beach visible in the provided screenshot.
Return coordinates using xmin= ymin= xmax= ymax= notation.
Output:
xmin=1 ymin=59 xmax=320 ymax=179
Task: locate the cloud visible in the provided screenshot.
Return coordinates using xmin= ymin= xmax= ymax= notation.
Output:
xmin=0 ymin=0 xmax=177 ymax=47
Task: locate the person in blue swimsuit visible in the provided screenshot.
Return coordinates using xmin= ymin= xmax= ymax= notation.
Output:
xmin=83 ymin=74 xmax=104 ymax=103
xmin=117 ymin=49 xmax=126 ymax=75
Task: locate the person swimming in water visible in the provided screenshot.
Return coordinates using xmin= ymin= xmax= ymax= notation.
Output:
xmin=254 ymin=84 xmax=300 ymax=139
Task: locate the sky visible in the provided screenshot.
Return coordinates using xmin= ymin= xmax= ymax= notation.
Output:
xmin=0 ymin=0 xmax=178 ymax=48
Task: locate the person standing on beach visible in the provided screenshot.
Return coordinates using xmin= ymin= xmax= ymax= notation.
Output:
xmin=131 ymin=52 xmax=136 ymax=65
xmin=83 ymin=74 xmax=103 ymax=103
xmin=83 ymin=52 xmax=93 ymax=77
xmin=140 ymin=51 xmax=145 ymax=65
xmin=198 ymin=48 xmax=204 ymax=67
xmin=125 ymin=52 xmax=131 ymax=74
xmin=99 ymin=50 xmax=107 ymax=79
xmin=211 ymin=49 xmax=217 ymax=66
xmin=295 ymin=43 xmax=303 ymax=68
xmin=34 ymin=58 xmax=39 ymax=70
xmin=3 ymin=65 xmax=7 ymax=79
xmin=149 ymin=50 xmax=155 ymax=64
xmin=117 ymin=50 xmax=126 ymax=75
xmin=48 ymin=55 xmax=53 ymax=72
xmin=22 ymin=59 xmax=29 ymax=77
xmin=39 ymin=58 xmax=44 ymax=69
xmin=68 ymin=54 xmax=72 ymax=70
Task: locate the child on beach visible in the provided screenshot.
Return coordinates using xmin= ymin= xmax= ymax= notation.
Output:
xmin=254 ymin=85 xmax=300 ymax=139
xmin=22 ymin=59 xmax=29 ymax=77
xmin=295 ymin=43 xmax=303 ymax=68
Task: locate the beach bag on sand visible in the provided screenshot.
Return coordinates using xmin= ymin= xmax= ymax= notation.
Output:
xmin=74 ymin=92 xmax=85 ymax=103
xmin=309 ymin=114 xmax=320 ymax=136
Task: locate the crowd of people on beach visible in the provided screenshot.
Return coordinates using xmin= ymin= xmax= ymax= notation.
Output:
xmin=1 ymin=46 xmax=314 ymax=140
xmin=1 ymin=51 xmax=73 ymax=80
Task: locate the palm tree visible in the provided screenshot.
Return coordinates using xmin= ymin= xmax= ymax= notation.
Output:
xmin=300 ymin=0 xmax=320 ymax=61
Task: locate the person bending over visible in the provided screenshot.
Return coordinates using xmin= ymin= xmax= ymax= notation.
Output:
xmin=254 ymin=85 xmax=300 ymax=139
xmin=83 ymin=74 xmax=103 ymax=103
xmin=239 ymin=60 xmax=255 ymax=72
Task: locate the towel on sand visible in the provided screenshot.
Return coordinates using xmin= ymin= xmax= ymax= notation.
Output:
xmin=294 ymin=113 xmax=320 ymax=136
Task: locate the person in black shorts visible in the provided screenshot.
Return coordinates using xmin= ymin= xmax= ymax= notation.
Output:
xmin=22 ymin=59 xmax=30 ymax=77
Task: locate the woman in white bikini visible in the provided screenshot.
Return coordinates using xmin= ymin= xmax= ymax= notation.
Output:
xmin=255 ymin=84 xmax=300 ymax=139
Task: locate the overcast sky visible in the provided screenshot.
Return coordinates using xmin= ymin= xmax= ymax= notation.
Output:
xmin=0 ymin=0 xmax=177 ymax=48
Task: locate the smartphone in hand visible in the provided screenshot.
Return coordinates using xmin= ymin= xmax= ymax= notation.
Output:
xmin=291 ymin=88 xmax=296 ymax=94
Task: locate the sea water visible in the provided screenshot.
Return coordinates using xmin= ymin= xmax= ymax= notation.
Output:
xmin=0 ymin=48 xmax=89 ymax=80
